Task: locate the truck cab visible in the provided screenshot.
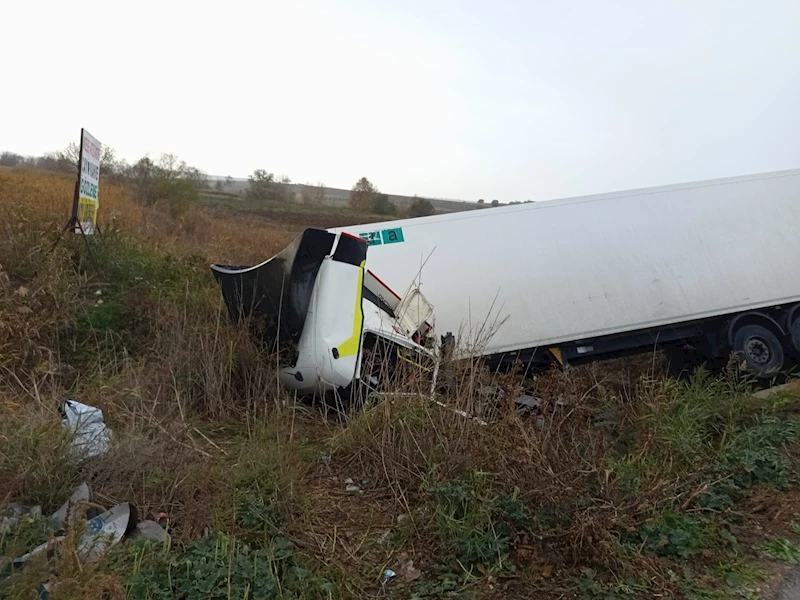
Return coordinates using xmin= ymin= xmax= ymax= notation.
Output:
xmin=211 ymin=228 xmax=436 ymax=401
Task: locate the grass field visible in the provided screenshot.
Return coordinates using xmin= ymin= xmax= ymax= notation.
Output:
xmin=2 ymin=168 xmax=800 ymax=599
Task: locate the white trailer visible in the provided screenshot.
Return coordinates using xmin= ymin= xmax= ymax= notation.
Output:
xmin=329 ymin=168 xmax=800 ymax=378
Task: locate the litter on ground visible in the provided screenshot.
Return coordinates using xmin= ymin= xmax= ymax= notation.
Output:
xmin=60 ymin=400 xmax=112 ymax=458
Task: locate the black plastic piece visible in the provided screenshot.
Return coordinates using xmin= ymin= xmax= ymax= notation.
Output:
xmin=332 ymin=233 xmax=367 ymax=266
xmin=363 ymin=285 xmax=396 ymax=318
xmin=211 ymin=228 xmax=336 ymax=362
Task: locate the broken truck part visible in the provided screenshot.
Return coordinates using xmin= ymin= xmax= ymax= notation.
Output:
xmin=211 ymin=229 xmax=436 ymax=398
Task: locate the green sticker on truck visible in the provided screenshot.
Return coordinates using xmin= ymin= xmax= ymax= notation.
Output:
xmin=359 ymin=231 xmax=382 ymax=246
xmin=381 ymin=227 xmax=404 ymax=244
xmin=358 ymin=228 xmax=404 ymax=246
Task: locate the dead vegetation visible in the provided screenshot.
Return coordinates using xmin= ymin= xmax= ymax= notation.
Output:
xmin=2 ymin=168 xmax=800 ymax=599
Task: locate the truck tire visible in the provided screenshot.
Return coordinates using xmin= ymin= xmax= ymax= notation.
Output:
xmin=792 ymin=318 xmax=800 ymax=354
xmin=732 ymin=324 xmax=785 ymax=377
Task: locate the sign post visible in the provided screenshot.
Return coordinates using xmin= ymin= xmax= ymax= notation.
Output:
xmin=71 ymin=128 xmax=102 ymax=235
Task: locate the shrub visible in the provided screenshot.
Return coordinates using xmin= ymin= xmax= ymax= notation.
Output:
xmin=372 ymin=193 xmax=396 ymax=215
xmin=408 ymin=196 xmax=435 ymax=218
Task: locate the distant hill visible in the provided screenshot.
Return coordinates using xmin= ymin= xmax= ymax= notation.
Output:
xmin=206 ymin=176 xmax=481 ymax=214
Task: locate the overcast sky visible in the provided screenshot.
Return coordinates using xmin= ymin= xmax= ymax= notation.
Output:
xmin=2 ymin=0 xmax=799 ymax=202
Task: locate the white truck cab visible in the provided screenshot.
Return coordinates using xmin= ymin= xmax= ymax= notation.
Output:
xmin=211 ymin=228 xmax=436 ymax=399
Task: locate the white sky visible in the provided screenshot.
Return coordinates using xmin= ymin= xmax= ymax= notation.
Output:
xmin=2 ymin=0 xmax=799 ymax=202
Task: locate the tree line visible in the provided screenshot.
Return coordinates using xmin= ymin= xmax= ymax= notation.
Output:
xmin=1 ymin=146 xmax=213 ymax=216
xmin=2 ymin=146 xmax=440 ymax=219
xmin=348 ymin=176 xmax=435 ymax=218
xmin=244 ymin=170 xmax=437 ymax=219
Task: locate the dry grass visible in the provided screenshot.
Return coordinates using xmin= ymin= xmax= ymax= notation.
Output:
xmin=0 ymin=168 xmax=289 ymax=537
xmin=2 ymin=168 xmax=800 ymax=599
xmin=0 ymin=168 xmax=295 ymax=268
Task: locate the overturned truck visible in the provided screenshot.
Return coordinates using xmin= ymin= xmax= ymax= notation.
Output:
xmin=211 ymin=228 xmax=437 ymax=399
xmin=213 ymin=168 xmax=800 ymax=397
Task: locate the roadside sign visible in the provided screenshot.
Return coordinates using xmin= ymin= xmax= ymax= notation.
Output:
xmin=72 ymin=128 xmax=101 ymax=234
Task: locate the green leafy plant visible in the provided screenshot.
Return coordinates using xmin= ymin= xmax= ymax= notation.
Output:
xmin=636 ymin=511 xmax=703 ymax=559
xmin=654 ymin=369 xmax=749 ymax=467
xmin=714 ymin=560 xmax=765 ymax=597
xmin=0 ymin=513 xmax=54 ymax=557
xmin=700 ymin=417 xmax=799 ymax=509
xmin=577 ymin=569 xmax=647 ymax=600
xmin=235 ymin=492 xmax=279 ymax=538
xmin=409 ymin=569 xmax=466 ymax=599
xmin=762 ymin=538 xmax=800 ymax=563
xmin=122 ymin=533 xmax=334 ymax=600
xmin=428 ymin=476 xmax=526 ymax=567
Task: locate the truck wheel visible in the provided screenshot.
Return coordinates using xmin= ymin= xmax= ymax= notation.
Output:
xmin=732 ymin=324 xmax=785 ymax=377
xmin=791 ymin=318 xmax=800 ymax=354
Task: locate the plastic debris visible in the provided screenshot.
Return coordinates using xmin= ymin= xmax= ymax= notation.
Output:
xmin=344 ymin=477 xmax=363 ymax=493
xmin=12 ymin=537 xmax=63 ymax=569
xmin=479 ymin=385 xmax=501 ymax=398
xmin=3 ymin=485 xmax=155 ymax=597
xmin=76 ymin=502 xmax=138 ymax=562
xmin=381 ymin=569 xmax=396 ymax=584
xmin=1 ymin=503 xmax=41 ymax=535
xmin=51 ymin=482 xmax=91 ymax=530
xmin=131 ymin=520 xmax=170 ymax=545
xmin=513 ymin=394 xmax=540 ymax=409
xmin=433 ymin=400 xmax=488 ymax=426
xmin=13 ymin=502 xmax=137 ymax=568
xmin=61 ymin=400 xmax=112 ymax=458
xmin=1 ymin=504 xmax=25 ymax=534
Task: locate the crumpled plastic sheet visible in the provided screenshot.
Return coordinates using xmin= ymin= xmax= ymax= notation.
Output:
xmin=61 ymin=400 xmax=112 ymax=458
